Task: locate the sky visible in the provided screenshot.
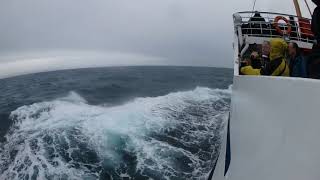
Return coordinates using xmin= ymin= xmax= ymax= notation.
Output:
xmin=0 ymin=0 xmax=316 ymax=78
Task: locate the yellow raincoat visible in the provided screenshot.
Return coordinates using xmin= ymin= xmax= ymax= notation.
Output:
xmin=240 ymin=65 xmax=261 ymax=75
xmin=269 ymin=38 xmax=290 ymax=76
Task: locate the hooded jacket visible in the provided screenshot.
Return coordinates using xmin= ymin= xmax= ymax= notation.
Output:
xmin=262 ymin=38 xmax=290 ymax=76
xmin=240 ymin=65 xmax=261 ymax=75
xmin=313 ymin=0 xmax=320 ymax=6
xmin=312 ymin=6 xmax=320 ymax=42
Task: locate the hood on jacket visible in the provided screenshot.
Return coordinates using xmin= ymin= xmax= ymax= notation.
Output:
xmin=270 ymin=38 xmax=288 ymax=61
xmin=312 ymin=0 xmax=320 ymax=6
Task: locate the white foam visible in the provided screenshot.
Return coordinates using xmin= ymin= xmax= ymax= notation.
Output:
xmin=0 ymin=87 xmax=231 ymax=179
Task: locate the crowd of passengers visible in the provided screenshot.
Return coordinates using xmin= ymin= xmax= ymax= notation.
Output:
xmin=240 ymin=0 xmax=320 ymax=78
xmin=240 ymin=39 xmax=307 ymax=77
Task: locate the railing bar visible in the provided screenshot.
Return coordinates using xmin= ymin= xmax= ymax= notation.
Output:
xmin=236 ymin=11 xmax=311 ymax=20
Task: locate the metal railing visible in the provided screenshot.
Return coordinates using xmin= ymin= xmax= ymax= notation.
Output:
xmin=233 ymin=11 xmax=314 ymax=44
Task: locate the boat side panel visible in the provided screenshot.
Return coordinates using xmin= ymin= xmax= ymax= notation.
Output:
xmin=229 ymin=75 xmax=320 ymax=180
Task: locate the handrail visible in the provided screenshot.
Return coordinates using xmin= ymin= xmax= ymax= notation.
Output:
xmin=233 ymin=11 xmax=315 ymax=46
xmin=234 ymin=11 xmax=311 ymax=20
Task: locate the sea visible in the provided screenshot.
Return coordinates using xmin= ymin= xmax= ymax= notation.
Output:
xmin=0 ymin=66 xmax=233 ymax=180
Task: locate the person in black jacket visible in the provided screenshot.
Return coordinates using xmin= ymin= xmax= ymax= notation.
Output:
xmin=248 ymin=12 xmax=266 ymax=36
xmin=312 ymin=0 xmax=320 ymax=49
xmin=308 ymin=0 xmax=320 ymax=78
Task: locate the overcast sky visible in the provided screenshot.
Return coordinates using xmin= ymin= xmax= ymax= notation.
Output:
xmin=0 ymin=0 xmax=316 ymax=78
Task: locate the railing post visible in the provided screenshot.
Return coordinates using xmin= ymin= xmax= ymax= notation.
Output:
xmin=233 ymin=13 xmax=243 ymax=47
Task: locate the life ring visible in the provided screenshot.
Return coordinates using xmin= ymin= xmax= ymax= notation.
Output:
xmin=273 ymin=16 xmax=292 ymax=35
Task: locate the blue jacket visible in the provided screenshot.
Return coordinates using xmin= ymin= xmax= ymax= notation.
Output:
xmin=290 ymin=55 xmax=307 ymax=78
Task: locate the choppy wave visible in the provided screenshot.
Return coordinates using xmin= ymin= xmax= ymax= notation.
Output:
xmin=0 ymin=87 xmax=230 ymax=180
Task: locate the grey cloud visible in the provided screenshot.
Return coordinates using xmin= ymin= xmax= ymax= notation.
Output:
xmin=0 ymin=0 xmax=316 ymax=73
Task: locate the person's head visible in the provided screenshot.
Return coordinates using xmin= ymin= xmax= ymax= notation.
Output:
xmin=288 ymin=42 xmax=301 ymax=58
xmin=262 ymin=41 xmax=271 ymax=56
xmin=270 ymin=38 xmax=288 ymax=61
xmin=250 ymin=51 xmax=261 ymax=69
xmin=241 ymin=57 xmax=251 ymax=67
xmin=254 ymin=12 xmax=261 ymax=17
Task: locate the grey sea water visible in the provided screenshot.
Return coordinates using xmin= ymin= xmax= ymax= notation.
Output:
xmin=0 ymin=66 xmax=232 ymax=180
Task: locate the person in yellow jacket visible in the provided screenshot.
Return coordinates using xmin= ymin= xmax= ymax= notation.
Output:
xmin=240 ymin=38 xmax=290 ymax=76
xmin=240 ymin=65 xmax=261 ymax=75
xmin=240 ymin=52 xmax=262 ymax=75
xmin=265 ymin=38 xmax=290 ymax=76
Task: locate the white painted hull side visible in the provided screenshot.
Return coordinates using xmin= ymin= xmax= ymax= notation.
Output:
xmin=212 ymin=75 xmax=320 ymax=180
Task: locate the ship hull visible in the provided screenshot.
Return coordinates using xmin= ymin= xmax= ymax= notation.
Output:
xmin=212 ymin=75 xmax=320 ymax=180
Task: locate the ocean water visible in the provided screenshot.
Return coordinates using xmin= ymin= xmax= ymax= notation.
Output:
xmin=0 ymin=66 xmax=232 ymax=180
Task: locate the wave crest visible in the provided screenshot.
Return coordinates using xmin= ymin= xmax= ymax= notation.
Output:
xmin=0 ymin=87 xmax=230 ymax=180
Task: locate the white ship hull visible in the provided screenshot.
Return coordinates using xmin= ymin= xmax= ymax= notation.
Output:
xmin=212 ymin=75 xmax=320 ymax=180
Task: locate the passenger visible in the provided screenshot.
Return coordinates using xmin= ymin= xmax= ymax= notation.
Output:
xmin=261 ymin=41 xmax=271 ymax=69
xmin=263 ymin=38 xmax=290 ymax=76
xmin=312 ymin=0 xmax=320 ymax=50
xmin=240 ymin=50 xmax=263 ymax=75
xmin=249 ymin=12 xmax=266 ymax=24
xmin=249 ymin=12 xmax=266 ymax=35
xmin=240 ymin=57 xmax=261 ymax=75
xmin=240 ymin=43 xmax=269 ymax=76
xmin=288 ymin=42 xmax=307 ymax=78
xmin=250 ymin=51 xmax=262 ymax=69
xmin=308 ymin=0 xmax=320 ymax=78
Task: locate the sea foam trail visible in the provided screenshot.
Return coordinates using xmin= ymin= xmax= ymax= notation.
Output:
xmin=0 ymin=87 xmax=231 ymax=180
